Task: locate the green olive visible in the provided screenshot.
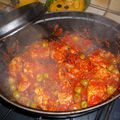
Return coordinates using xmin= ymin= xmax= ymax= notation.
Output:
xmin=81 ymin=101 xmax=88 ymax=108
xmin=74 ymin=87 xmax=82 ymax=94
xmin=107 ymin=86 xmax=115 ymax=95
xmin=80 ymin=79 xmax=88 ymax=87
xmin=13 ymin=91 xmax=20 ymax=99
xmin=10 ymin=84 xmax=16 ymax=91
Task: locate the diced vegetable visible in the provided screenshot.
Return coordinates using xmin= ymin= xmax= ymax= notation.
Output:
xmin=81 ymin=101 xmax=88 ymax=108
xmin=36 ymin=73 xmax=49 ymax=82
xmin=112 ymin=69 xmax=119 ymax=74
xmin=10 ymin=84 xmax=16 ymax=91
xmin=74 ymin=87 xmax=82 ymax=94
xmin=112 ymin=59 xmax=118 ymax=64
xmin=80 ymin=79 xmax=88 ymax=87
xmin=35 ymin=88 xmax=43 ymax=95
xmin=65 ymin=63 xmax=74 ymax=69
xmin=107 ymin=86 xmax=115 ymax=95
xmin=42 ymin=41 xmax=49 ymax=47
xmin=44 ymin=73 xmax=49 ymax=78
xmin=107 ymin=65 xmax=114 ymax=71
xmin=80 ymin=54 xmax=85 ymax=59
xmin=30 ymin=103 xmax=37 ymax=108
xmin=107 ymin=65 xmax=120 ymax=74
xmin=36 ymin=74 xmax=43 ymax=82
xmin=13 ymin=91 xmax=20 ymax=99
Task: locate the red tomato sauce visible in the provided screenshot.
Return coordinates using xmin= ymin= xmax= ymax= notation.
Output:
xmin=8 ymin=33 xmax=120 ymax=111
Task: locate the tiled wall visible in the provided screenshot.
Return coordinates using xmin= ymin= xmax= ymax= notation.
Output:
xmin=86 ymin=0 xmax=120 ymax=23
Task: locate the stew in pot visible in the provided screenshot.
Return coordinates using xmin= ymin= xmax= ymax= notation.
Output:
xmin=8 ymin=32 xmax=120 ymax=111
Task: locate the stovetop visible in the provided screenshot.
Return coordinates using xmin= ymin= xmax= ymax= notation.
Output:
xmin=0 ymin=98 xmax=120 ymax=120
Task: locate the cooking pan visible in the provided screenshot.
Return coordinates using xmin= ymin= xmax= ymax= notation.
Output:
xmin=0 ymin=4 xmax=120 ymax=118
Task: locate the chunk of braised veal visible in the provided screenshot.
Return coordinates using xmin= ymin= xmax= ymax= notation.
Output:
xmin=89 ymin=49 xmax=118 ymax=68
xmin=50 ymin=42 xmax=70 ymax=63
xmin=88 ymin=80 xmax=107 ymax=106
xmin=18 ymin=81 xmax=31 ymax=92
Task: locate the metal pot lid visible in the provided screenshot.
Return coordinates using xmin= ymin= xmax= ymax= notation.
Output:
xmin=0 ymin=2 xmax=47 ymax=39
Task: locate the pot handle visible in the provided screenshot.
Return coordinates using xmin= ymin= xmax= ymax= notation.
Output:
xmin=0 ymin=2 xmax=47 ymax=39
